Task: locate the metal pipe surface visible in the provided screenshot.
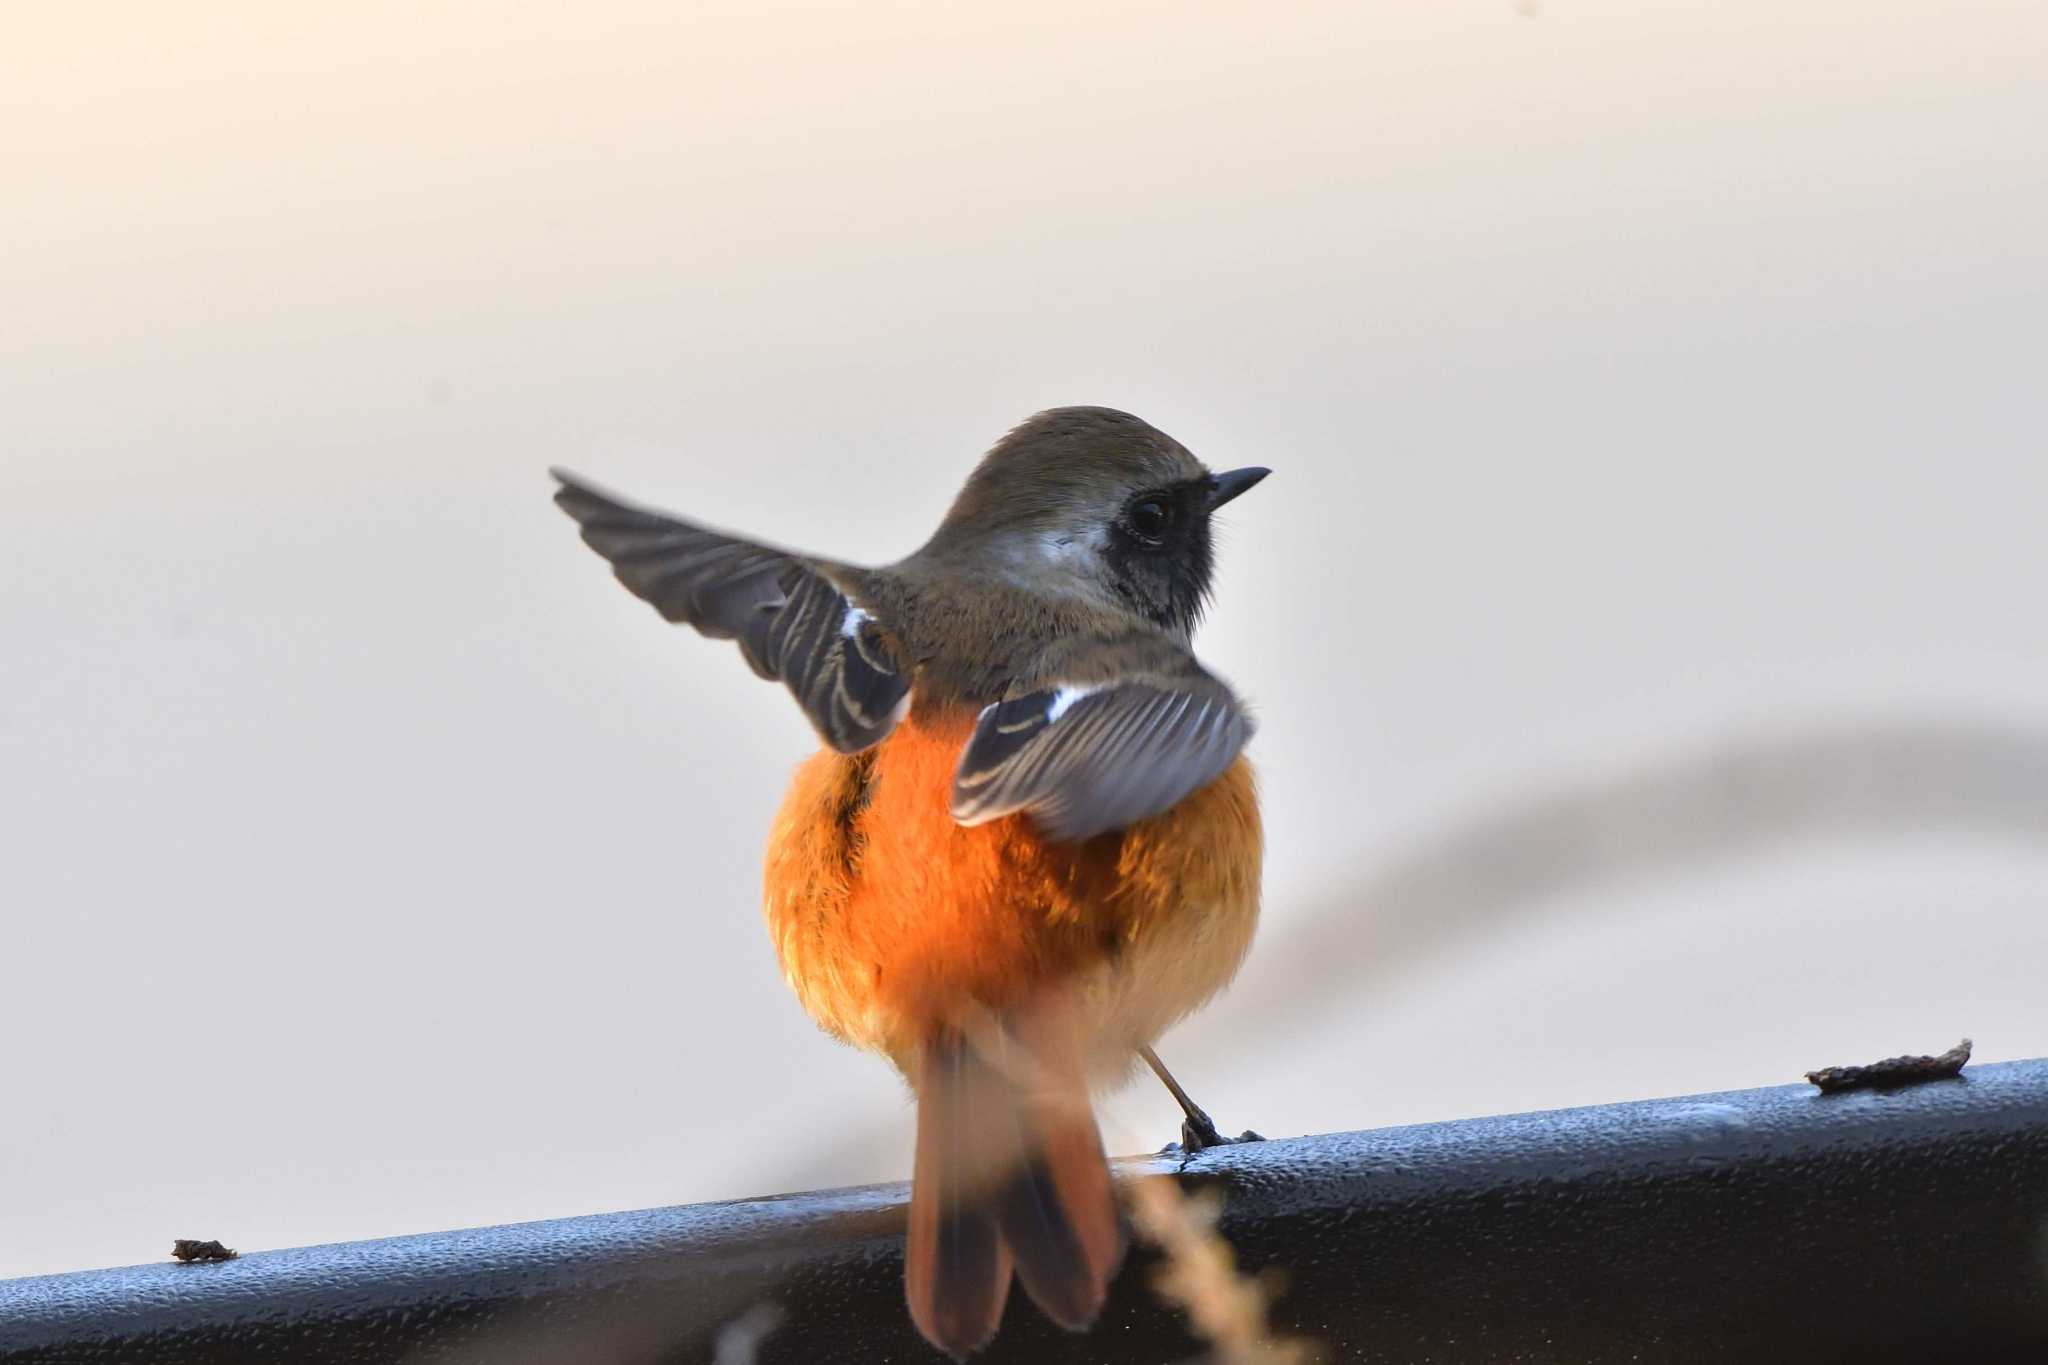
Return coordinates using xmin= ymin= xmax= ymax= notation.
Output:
xmin=5 ymin=1058 xmax=2047 ymax=1363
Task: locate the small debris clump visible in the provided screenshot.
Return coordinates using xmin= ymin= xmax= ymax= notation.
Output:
xmin=171 ymin=1239 xmax=238 ymax=1264
xmin=1805 ymin=1038 xmax=1972 ymax=1094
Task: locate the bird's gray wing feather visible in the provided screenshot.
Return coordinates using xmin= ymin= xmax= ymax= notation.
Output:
xmin=551 ymin=469 xmax=908 ymax=753
xmin=951 ymin=649 xmax=1251 ymax=841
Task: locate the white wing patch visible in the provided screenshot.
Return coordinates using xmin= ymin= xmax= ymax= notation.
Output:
xmin=1046 ymin=684 xmax=1101 ymax=723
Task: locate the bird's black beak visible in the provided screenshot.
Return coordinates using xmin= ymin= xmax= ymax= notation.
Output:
xmin=1206 ymin=466 xmax=1271 ymax=510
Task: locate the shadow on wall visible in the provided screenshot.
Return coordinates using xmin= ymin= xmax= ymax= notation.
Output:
xmin=1224 ymin=714 xmax=2048 ymax=1053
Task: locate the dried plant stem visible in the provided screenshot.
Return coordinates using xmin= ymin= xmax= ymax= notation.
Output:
xmin=1127 ymin=1173 xmax=1319 ymax=1365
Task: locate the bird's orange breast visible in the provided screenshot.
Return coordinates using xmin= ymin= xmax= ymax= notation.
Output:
xmin=763 ymin=709 xmax=1262 ymax=1071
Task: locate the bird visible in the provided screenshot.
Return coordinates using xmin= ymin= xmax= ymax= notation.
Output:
xmin=551 ymin=406 xmax=1268 ymax=1357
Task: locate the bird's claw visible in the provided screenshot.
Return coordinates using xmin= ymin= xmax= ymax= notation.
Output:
xmin=1160 ymin=1109 xmax=1266 ymax=1159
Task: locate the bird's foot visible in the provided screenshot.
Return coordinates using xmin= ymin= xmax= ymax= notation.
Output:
xmin=1160 ymin=1109 xmax=1265 ymax=1158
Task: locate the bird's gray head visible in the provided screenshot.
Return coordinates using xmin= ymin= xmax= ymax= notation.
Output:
xmin=923 ymin=406 xmax=1269 ymax=637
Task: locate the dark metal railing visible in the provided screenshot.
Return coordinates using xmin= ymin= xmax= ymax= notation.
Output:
xmin=5 ymin=1056 xmax=2047 ymax=1363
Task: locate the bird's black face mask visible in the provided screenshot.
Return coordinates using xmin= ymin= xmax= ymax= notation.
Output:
xmin=1104 ymin=468 xmax=1268 ymax=636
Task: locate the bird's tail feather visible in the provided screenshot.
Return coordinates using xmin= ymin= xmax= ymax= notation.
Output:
xmin=905 ymin=1012 xmax=1124 ymax=1357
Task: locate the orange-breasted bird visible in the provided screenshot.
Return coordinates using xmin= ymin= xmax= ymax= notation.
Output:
xmin=552 ymin=407 xmax=1267 ymax=1357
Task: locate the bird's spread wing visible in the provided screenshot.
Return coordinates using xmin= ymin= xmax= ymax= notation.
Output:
xmin=552 ymin=469 xmax=909 ymax=753
xmin=951 ymin=645 xmax=1252 ymax=841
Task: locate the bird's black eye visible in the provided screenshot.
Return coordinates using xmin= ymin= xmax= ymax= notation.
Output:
xmin=1128 ymin=498 xmax=1173 ymax=540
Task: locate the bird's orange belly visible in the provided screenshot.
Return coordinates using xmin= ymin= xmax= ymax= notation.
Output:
xmin=763 ymin=712 xmax=1262 ymax=1071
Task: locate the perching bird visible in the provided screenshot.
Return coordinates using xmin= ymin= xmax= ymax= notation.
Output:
xmin=552 ymin=407 xmax=1267 ymax=1357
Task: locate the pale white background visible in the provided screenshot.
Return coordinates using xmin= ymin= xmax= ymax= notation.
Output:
xmin=4 ymin=0 xmax=2046 ymax=1281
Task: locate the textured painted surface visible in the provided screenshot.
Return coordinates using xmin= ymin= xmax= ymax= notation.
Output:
xmin=5 ymin=1060 xmax=2048 ymax=1363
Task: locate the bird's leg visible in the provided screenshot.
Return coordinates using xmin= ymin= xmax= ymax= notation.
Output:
xmin=1139 ymin=1046 xmax=1263 ymax=1156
